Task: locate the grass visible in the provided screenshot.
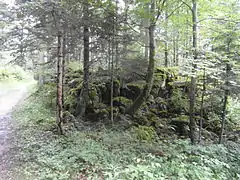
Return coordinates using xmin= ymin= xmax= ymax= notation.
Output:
xmin=12 ymin=87 xmax=240 ymax=180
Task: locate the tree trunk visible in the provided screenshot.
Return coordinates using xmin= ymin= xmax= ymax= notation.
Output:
xmin=189 ymin=0 xmax=198 ymax=144
xmin=38 ymin=48 xmax=45 ymax=86
xmin=164 ymin=11 xmax=168 ymax=67
xmin=173 ymin=31 xmax=179 ymax=66
xmin=219 ymin=63 xmax=230 ymax=144
xmin=56 ymin=30 xmax=64 ymax=135
xmin=176 ymin=32 xmax=179 ymax=66
xmin=62 ymin=31 xmax=66 ymax=112
xmin=76 ymin=0 xmax=90 ymax=117
xmin=143 ymin=4 xmax=149 ymax=60
xmin=199 ymin=68 xmax=206 ymax=143
xmin=126 ymin=0 xmax=155 ymax=115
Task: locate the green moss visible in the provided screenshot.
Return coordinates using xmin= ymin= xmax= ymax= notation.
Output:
xmin=158 ymin=110 xmax=168 ymax=115
xmin=155 ymin=66 xmax=179 ymax=81
xmin=132 ymin=125 xmax=157 ymax=141
xmin=170 ymin=89 xmax=189 ymax=112
xmin=127 ymin=81 xmax=145 ymax=89
xmin=114 ymin=79 xmax=120 ymax=87
xmin=89 ymin=87 xmax=98 ymax=99
xmin=149 ymin=107 xmax=158 ymax=114
xmin=176 ymin=115 xmax=189 ymax=123
xmin=113 ymin=96 xmax=132 ymax=107
xmin=64 ymin=94 xmax=77 ymax=114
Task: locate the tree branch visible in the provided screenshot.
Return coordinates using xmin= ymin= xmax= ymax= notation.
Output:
xmin=179 ymin=0 xmax=192 ymax=12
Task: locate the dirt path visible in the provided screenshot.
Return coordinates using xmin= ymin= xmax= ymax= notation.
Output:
xmin=0 ymin=84 xmax=28 ymax=180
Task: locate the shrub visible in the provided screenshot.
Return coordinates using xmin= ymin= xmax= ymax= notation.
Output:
xmin=132 ymin=125 xmax=157 ymax=141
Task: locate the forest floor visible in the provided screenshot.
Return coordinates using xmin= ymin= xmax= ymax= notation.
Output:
xmin=0 ymin=82 xmax=31 ymax=180
xmin=0 ymin=82 xmax=239 ymax=179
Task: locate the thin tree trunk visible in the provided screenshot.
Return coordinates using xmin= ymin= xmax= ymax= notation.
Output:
xmin=38 ymin=48 xmax=45 ymax=86
xmin=199 ymin=68 xmax=206 ymax=143
xmin=173 ymin=37 xmax=176 ymax=65
xmin=76 ymin=0 xmax=90 ymax=117
xmin=176 ymin=32 xmax=179 ymax=66
xmin=56 ymin=30 xmax=64 ymax=135
xmin=189 ymin=0 xmax=198 ymax=144
xmin=173 ymin=31 xmax=179 ymax=66
xmin=62 ymin=31 xmax=66 ymax=113
xmin=164 ymin=11 xmax=168 ymax=67
xmin=143 ymin=4 xmax=149 ymax=60
xmin=219 ymin=63 xmax=230 ymax=144
xmin=110 ymin=42 xmax=114 ymax=124
xmin=126 ymin=0 xmax=156 ymax=115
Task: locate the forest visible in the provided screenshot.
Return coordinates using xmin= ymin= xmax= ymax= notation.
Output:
xmin=0 ymin=0 xmax=240 ymax=179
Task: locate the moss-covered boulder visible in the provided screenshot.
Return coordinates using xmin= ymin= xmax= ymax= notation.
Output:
xmin=120 ymin=81 xmax=145 ymax=100
xmin=153 ymin=66 xmax=179 ymax=98
xmin=170 ymin=115 xmax=189 ymax=136
xmin=86 ymin=103 xmax=109 ymax=121
xmin=113 ymin=96 xmax=132 ymax=113
xmin=147 ymin=97 xmax=168 ymax=117
xmin=94 ymin=79 xmax=120 ymax=104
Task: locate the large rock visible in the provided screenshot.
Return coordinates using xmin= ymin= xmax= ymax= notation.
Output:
xmin=120 ymin=81 xmax=145 ymax=100
xmin=170 ymin=115 xmax=189 ymax=136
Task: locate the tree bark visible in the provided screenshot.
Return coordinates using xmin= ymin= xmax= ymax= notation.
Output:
xmin=199 ymin=68 xmax=206 ymax=143
xmin=126 ymin=0 xmax=155 ymax=115
xmin=56 ymin=30 xmax=64 ymax=135
xmin=164 ymin=11 xmax=168 ymax=67
xmin=143 ymin=4 xmax=149 ymax=60
xmin=189 ymin=0 xmax=198 ymax=144
xmin=62 ymin=31 xmax=66 ymax=110
xmin=76 ymin=0 xmax=90 ymax=117
xmin=219 ymin=63 xmax=230 ymax=144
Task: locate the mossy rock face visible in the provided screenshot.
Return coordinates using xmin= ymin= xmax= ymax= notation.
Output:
xmin=88 ymin=85 xmax=100 ymax=104
xmin=63 ymin=111 xmax=75 ymax=123
xmin=113 ymin=96 xmax=132 ymax=111
xmin=147 ymin=97 xmax=168 ymax=117
xmin=67 ymin=78 xmax=82 ymax=97
xmin=170 ymin=115 xmax=189 ymax=136
xmin=121 ymin=81 xmax=145 ymax=100
xmin=227 ymin=130 xmax=240 ymax=142
xmin=65 ymin=67 xmax=83 ymax=84
xmin=113 ymin=80 xmax=120 ymax=97
xmin=155 ymin=66 xmax=179 ymax=78
xmin=95 ymin=79 xmax=120 ymax=104
xmin=86 ymin=103 xmax=109 ymax=121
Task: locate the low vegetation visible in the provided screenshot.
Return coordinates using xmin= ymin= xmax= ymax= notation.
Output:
xmin=0 ymin=65 xmax=29 ymax=82
xmin=12 ymin=87 xmax=240 ymax=180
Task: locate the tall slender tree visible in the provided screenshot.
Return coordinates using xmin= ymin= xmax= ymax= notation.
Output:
xmin=76 ymin=0 xmax=90 ymax=118
xmin=188 ymin=0 xmax=198 ymax=144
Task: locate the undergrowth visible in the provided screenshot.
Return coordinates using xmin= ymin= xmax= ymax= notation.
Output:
xmin=0 ymin=65 xmax=31 ymax=81
xmin=12 ymin=88 xmax=240 ymax=180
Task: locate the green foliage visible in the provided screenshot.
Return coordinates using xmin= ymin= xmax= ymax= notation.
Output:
xmin=170 ymin=89 xmax=189 ymax=112
xmin=67 ymin=61 xmax=83 ymax=72
xmin=0 ymin=65 xmax=29 ymax=81
xmin=132 ymin=125 xmax=157 ymax=141
xmin=113 ymin=96 xmax=132 ymax=107
xmin=39 ymin=83 xmax=56 ymax=109
xmin=228 ymin=98 xmax=240 ymax=130
xmin=13 ymin=89 xmax=240 ymax=179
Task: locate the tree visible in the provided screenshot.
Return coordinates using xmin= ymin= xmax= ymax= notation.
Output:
xmin=76 ymin=0 xmax=90 ymax=118
xmin=126 ymin=0 xmax=163 ymax=115
xmin=188 ymin=0 xmax=198 ymax=144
